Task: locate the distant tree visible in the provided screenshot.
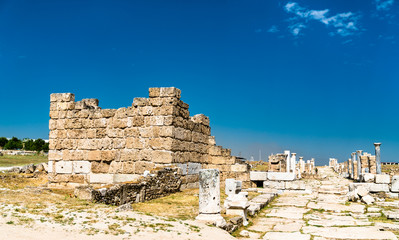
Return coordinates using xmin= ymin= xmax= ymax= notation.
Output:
xmin=42 ymin=142 xmax=49 ymax=152
xmin=0 ymin=137 xmax=8 ymax=148
xmin=23 ymin=139 xmax=35 ymax=151
xmin=34 ymin=139 xmax=46 ymax=152
xmin=3 ymin=137 xmax=23 ymax=150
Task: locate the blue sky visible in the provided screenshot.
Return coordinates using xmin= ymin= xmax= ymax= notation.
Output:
xmin=1 ymin=0 xmax=398 ymax=165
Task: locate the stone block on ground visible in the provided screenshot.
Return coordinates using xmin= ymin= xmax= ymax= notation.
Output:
xmin=267 ymin=172 xmax=295 ymax=181
xmin=391 ymin=175 xmax=399 ymax=192
xmin=250 ymin=171 xmax=268 ymax=181
xmin=357 ymin=186 xmax=369 ymax=197
xmin=362 ymin=173 xmax=375 ymax=183
xmin=361 ymin=195 xmax=375 ymax=205
xmin=375 ymin=174 xmax=390 ymax=184
xmin=369 ymin=183 xmax=390 ymax=193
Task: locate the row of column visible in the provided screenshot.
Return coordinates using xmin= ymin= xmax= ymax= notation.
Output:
xmin=347 ymin=143 xmax=381 ymax=180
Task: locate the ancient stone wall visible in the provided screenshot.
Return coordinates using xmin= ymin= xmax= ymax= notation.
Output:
xmin=90 ymin=167 xmax=181 ymax=205
xmin=48 ymin=87 xmax=249 ymax=188
xmin=268 ymin=154 xmax=287 ymax=172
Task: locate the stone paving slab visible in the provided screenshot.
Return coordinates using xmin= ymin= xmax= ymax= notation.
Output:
xmin=302 ymin=226 xmax=397 ymax=239
xmin=307 ymin=201 xmax=365 ymax=213
xmin=263 ymin=231 xmax=311 ymax=240
xmin=272 ymin=222 xmax=303 ymax=232
xmin=266 ymin=207 xmax=308 ymax=219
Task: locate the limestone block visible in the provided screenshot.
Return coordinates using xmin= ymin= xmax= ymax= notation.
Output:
xmin=133 ymin=97 xmax=149 ymax=107
xmin=267 ymin=172 xmax=295 ymax=181
xmin=120 ymin=149 xmax=139 ymax=161
xmin=87 ymin=150 xmax=101 ymax=161
xmin=134 ymin=161 xmax=155 ymax=174
xmin=149 ymin=137 xmax=173 ymax=150
xmin=389 ymin=175 xmax=399 ymax=193
xmin=263 ymin=181 xmax=285 ymax=189
xmin=375 ymin=174 xmax=390 ymax=184
xmin=357 ymin=186 xmax=369 ymax=197
xmin=111 ymin=119 xmax=127 ymax=129
xmin=176 ymin=163 xmax=188 ymax=175
xmin=113 ymin=174 xmax=141 ymax=183
xmin=74 ymin=186 xmax=93 ymax=200
xmin=101 ymin=150 xmax=116 ymax=161
xmin=250 ymin=171 xmax=268 ymax=181
xmin=231 ymin=164 xmax=248 ymax=173
xmin=152 ymin=150 xmax=174 ymax=163
xmin=362 ymin=195 xmax=375 ymax=205
xmin=48 ymin=150 xmax=62 ymax=161
xmin=198 ymin=169 xmax=221 ymax=214
xmin=101 ymin=109 xmax=116 ymax=118
xmin=159 ymin=87 xmax=181 ymax=98
xmin=55 ymin=161 xmax=73 ymax=174
xmin=108 ymin=161 xmax=124 ymax=174
xmin=362 ymin=173 xmax=375 ymax=183
xmin=73 ymin=161 xmax=91 ymax=174
xmin=124 ymin=127 xmax=139 ymax=137
xmin=48 ymin=161 xmax=54 ymax=173
xmin=369 ymin=183 xmax=390 ymax=193
xmin=225 ymin=179 xmax=242 ymax=195
xmin=106 ymin=128 xmax=124 ymax=138
xmin=209 ymin=146 xmax=222 ymax=156
xmin=89 ymin=173 xmax=114 ymax=184
xmin=149 ymin=88 xmax=160 ymax=97
xmin=191 ymin=114 xmax=210 ymax=126
xmin=188 ymin=162 xmax=202 ymax=175
xmin=91 ymin=161 xmax=110 ymax=173
xmin=208 ymin=136 xmax=216 ymax=146
xmin=49 ymin=120 xmax=57 ymax=130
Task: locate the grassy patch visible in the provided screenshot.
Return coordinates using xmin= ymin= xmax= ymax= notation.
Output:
xmin=0 ymin=154 xmax=47 ymax=167
xmin=132 ymin=189 xmax=199 ymax=220
xmin=0 ymin=172 xmax=48 ymax=189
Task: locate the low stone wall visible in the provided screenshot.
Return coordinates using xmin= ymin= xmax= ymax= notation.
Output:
xmin=76 ymin=167 xmax=182 ymax=205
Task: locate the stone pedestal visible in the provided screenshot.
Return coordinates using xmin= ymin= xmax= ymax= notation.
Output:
xmin=196 ymin=169 xmax=225 ymax=225
xmin=225 ymin=178 xmax=242 ymax=196
xmin=224 ymin=193 xmax=250 ymax=226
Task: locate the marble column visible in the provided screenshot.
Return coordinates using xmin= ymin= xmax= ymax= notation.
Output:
xmin=291 ymin=153 xmax=297 ymax=175
xmin=284 ymin=150 xmax=291 ymax=173
xmin=196 ymin=169 xmax=224 ymax=224
xmin=356 ymin=150 xmax=363 ymax=181
xmin=374 ymin=143 xmax=382 ymax=174
xmin=351 ymin=152 xmax=356 ymax=179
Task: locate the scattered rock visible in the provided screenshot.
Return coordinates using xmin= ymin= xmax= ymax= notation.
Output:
xmin=116 ymin=202 xmax=133 ymax=212
xmin=239 ymin=230 xmax=249 ymax=237
xmin=361 ymin=195 xmax=375 ymax=205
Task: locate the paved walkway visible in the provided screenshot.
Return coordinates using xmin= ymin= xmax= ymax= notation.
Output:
xmin=241 ymin=167 xmax=399 ymax=240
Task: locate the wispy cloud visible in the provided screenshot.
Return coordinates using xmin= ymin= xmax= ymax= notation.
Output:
xmin=284 ymin=2 xmax=361 ymax=37
xmin=375 ymin=0 xmax=394 ymax=11
xmin=267 ymin=25 xmax=279 ymax=33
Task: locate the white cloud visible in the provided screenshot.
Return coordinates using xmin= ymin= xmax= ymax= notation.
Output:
xmin=267 ymin=25 xmax=279 ymax=33
xmin=284 ymin=2 xmax=360 ymax=37
xmin=288 ymin=23 xmax=306 ymax=36
xmin=375 ymin=0 xmax=394 ymax=11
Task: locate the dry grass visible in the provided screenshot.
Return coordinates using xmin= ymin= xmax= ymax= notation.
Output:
xmin=0 ymin=173 xmax=48 ymax=189
xmin=250 ymin=161 xmax=269 ymax=171
xmin=382 ymin=165 xmax=399 ymax=175
xmin=132 ymin=188 xmax=200 ymax=220
xmin=0 ymin=154 xmax=47 ymax=167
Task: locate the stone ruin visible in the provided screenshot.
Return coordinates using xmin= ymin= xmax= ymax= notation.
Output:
xmin=330 ymin=143 xmax=399 ymax=202
xmin=47 ymin=87 xmax=251 ymax=195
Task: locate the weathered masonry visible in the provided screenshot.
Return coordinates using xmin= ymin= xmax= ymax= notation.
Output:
xmin=48 ymin=87 xmax=250 ymax=188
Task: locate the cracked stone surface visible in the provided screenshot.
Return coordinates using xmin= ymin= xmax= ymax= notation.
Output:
xmin=238 ymin=167 xmax=399 ymax=240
